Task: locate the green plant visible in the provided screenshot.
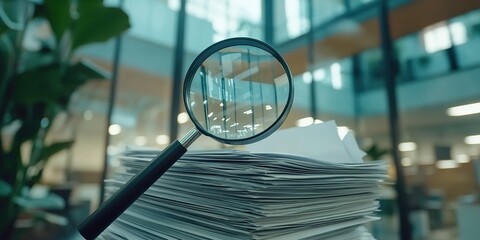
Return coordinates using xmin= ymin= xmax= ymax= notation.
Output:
xmin=364 ymin=142 xmax=389 ymax=161
xmin=0 ymin=0 xmax=130 ymax=238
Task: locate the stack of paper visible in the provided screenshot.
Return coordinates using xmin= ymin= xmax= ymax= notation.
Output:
xmin=100 ymin=122 xmax=387 ymax=239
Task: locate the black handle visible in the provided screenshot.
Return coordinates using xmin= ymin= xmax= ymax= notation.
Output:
xmin=78 ymin=140 xmax=187 ymax=239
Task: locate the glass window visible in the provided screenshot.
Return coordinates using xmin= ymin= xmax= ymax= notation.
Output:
xmin=314 ymin=58 xmax=353 ymax=90
xmin=349 ymin=0 xmax=375 ymax=9
xmin=173 ymin=0 xmax=262 ymax=45
xmin=289 ymin=57 xmax=355 ymax=130
xmin=358 ymin=47 xmax=384 ymax=90
xmin=451 ymin=9 xmax=480 ymax=68
xmin=181 ymin=0 xmax=264 ymax=149
xmin=42 ymin=0 xmax=178 ymax=212
xmin=394 ymin=33 xmax=424 ymax=82
xmin=122 ymin=0 xmax=177 ymax=47
xmin=274 ymin=0 xmax=310 ymax=44
xmin=384 ymin=8 xmax=480 ymax=240
xmin=83 ymin=0 xmax=179 ymax=177
xmin=312 ymin=0 xmax=346 ymax=26
xmin=422 ymin=21 xmax=468 ymax=54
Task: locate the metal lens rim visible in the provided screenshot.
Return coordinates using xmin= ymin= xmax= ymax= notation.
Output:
xmin=183 ymin=37 xmax=294 ymax=145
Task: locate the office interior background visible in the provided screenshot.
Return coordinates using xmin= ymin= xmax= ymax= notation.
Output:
xmin=1 ymin=0 xmax=480 ymax=239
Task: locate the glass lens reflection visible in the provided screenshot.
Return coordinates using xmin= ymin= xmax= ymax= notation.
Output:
xmin=188 ymin=45 xmax=290 ymax=141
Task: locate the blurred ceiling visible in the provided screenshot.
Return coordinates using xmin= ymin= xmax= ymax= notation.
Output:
xmin=283 ymin=0 xmax=480 ymax=75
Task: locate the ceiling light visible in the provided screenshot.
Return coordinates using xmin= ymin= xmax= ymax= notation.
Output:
xmin=313 ymin=68 xmax=325 ymax=81
xmin=156 ymin=135 xmax=170 ymax=145
xmin=108 ymin=124 xmax=122 ymax=135
xmin=447 ymin=102 xmax=480 ymax=116
xmin=302 ymin=72 xmax=312 ymax=84
xmin=436 ymin=160 xmax=458 ymax=169
xmin=243 ymin=110 xmax=253 ymax=115
xmin=177 ymin=112 xmax=189 ymax=124
xmin=331 ymin=63 xmax=342 ymax=90
xmin=398 ymin=142 xmax=417 ymax=151
xmin=465 ymin=134 xmax=480 ymax=144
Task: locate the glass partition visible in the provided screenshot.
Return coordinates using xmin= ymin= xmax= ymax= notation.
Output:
xmin=312 ymin=0 xmax=346 ymax=26
xmin=273 ymin=0 xmax=310 ymax=44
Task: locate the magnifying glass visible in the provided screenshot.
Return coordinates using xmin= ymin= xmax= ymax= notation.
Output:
xmin=78 ymin=37 xmax=293 ymax=239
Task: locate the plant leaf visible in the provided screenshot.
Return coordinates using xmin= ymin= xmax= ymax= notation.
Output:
xmin=365 ymin=144 xmax=389 ymax=160
xmin=0 ymin=19 xmax=9 ymax=36
xmin=64 ymin=60 xmax=107 ymax=92
xmin=0 ymin=180 xmax=12 ymax=197
xmin=44 ymin=0 xmax=71 ymax=42
xmin=26 ymin=168 xmax=44 ymax=188
xmin=77 ymin=0 xmax=104 ymax=14
xmin=14 ymin=192 xmax=65 ymax=210
xmin=10 ymin=116 xmax=42 ymax=149
xmin=34 ymin=210 xmax=68 ymax=226
xmin=12 ymin=64 xmax=62 ymax=105
xmin=57 ymin=60 xmax=107 ymax=108
xmin=72 ymin=6 xmax=130 ymax=50
xmin=0 ymin=37 xmax=12 ymax=83
xmin=20 ymin=51 xmax=55 ymax=71
xmin=25 ymin=141 xmax=74 ymax=186
xmin=38 ymin=140 xmax=74 ymax=164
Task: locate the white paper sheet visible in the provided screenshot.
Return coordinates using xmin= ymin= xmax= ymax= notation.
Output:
xmin=246 ymin=121 xmax=364 ymax=163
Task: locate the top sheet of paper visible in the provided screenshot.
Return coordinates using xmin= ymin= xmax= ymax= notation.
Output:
xmin=246 ymin=121 xmax=365 ymax=163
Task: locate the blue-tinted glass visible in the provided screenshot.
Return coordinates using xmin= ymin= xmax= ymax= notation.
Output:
xmin=312 ymin=0 xmax=346 ymax=26
xmin=182 ymin=0 xmax=264 ymax=146
xmin=350 ymin=0 xmax=375 ymax=9
xmin=274 ymin=0 xmax=310 ymax=44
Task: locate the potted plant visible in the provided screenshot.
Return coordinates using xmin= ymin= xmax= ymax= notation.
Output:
xmin=0 ymin=0 xmax=130 ymax=238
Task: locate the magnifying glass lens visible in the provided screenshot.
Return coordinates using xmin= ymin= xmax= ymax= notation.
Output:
xmin=188 ymin=45 xmax=290 ymax=141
